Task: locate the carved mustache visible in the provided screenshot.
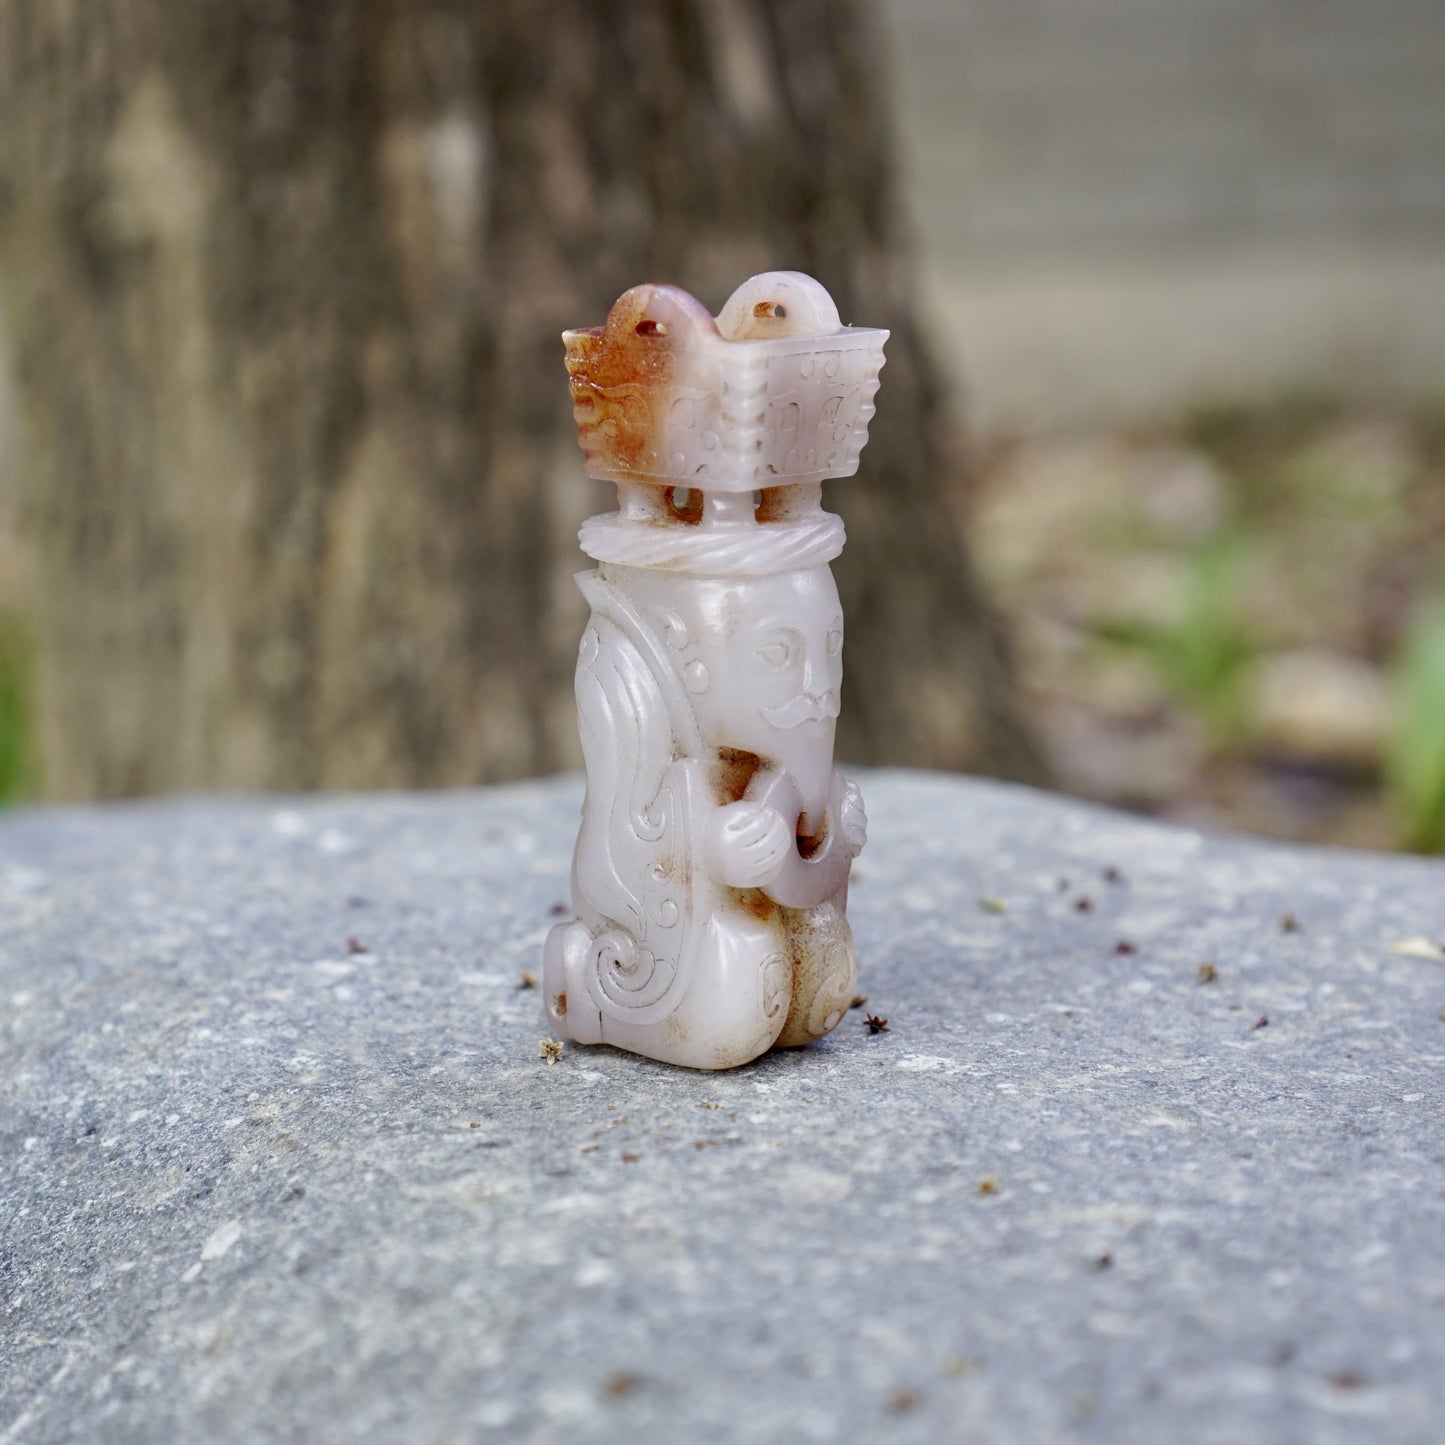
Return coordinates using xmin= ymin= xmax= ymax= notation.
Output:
xmin=759 ymin=691 xmax=841 ymax=729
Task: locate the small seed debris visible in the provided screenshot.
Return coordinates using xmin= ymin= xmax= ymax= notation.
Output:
xmin=1197 ymin=962 xmax=1219 ymax=984
xmin=977 ymin=1175 xmax=998 ymax=1196
xmin=1114 ymin=940 xmax=1137 ymax=955
xmin=346 ymin=936 xmax=369 ymax=954
xmin=1102 ymin=866 xmax=1123 ymax=884
xmin=1278 ymin=911 xmax=1301 ymax=933
xmin=548 ymin=901 xmax=569 ymax=917
xmin=887 ymin=1389 xmax=921 ymax=1414
xmin=604 ymin=1372 xmax=639 ymax=1399
xmin=1093 ymin=1253 xmax=1113 ymax=1271
xmin=864 ymin=1014 xmax=890 ymax=1034
xmin=1392 ymin=936 xmax=1445 ymax=961
xmin=942 ymin=1357 xmax=980 ymax=1378
xmin=517 ymin=971 xmax=538 ymax=990
xmin=850 ymin=994 xmax=868 ymax=1009
xmin=1251 ymin=1015 xmax=1270 ymax=1031
xmin=538 ymin=1037 xmax=564 ymax=1064
xmin=979 ymin=896 xmax=1008 ymax=914
xmin=620 ymin=1151 xmax=640 ymax=1163
xmin=1074 ymin=896 xmax=1094 ymax=913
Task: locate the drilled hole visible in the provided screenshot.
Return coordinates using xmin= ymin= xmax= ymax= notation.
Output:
xmin=665 ymin=486 xmax=702 ymax=523
xmin=797 ymin=810 xmax=828 ymax=858
xmin=752 ymin=301 xmax=787 ymax=320
xmin=635 ymin=319 xmax=667 ymax=337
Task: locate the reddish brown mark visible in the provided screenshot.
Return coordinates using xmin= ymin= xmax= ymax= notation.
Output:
xmin=565 ymin=288 xmax=680 ymax=478
xmin=712 ymin=748 xmax=761 ymax=804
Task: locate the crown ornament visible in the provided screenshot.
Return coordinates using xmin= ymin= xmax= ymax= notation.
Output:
xmin=543 ymin=272 xmax=886 ymax=1070
xmin=564 ymin=271 xmax=887 ymax=576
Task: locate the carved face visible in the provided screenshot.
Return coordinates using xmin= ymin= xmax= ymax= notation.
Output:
xmin=618 ymin=564 xmax=844 ymax=825
xmin=696 ymin=570 xmax=844 ymax=757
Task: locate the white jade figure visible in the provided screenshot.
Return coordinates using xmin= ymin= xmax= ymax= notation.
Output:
xmin=543 ymin=271 xmax=887 ymax=1070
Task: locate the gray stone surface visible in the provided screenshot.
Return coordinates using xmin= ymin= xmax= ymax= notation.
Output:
xmin=2 ymin=772 xmax=1444 ymax=1444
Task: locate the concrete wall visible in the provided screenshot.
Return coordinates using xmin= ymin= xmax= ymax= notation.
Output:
xmin=880 ymin=0 xmax=1445 ymax=425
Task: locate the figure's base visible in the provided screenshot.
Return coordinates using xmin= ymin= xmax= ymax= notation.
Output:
xmin=542 ymin=907 xmax=857 ymax=1071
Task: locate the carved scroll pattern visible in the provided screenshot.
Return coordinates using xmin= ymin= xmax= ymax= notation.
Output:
xmin=573 ymin=381 xmax=718 ymax=481
xmin=755 ymin=345 xmax=881 ymax=482
xmin=761 ymin=953 xmax=792 ymax=1022
xmin=569 ymin=582 xmax=707 ymax=1027
xmin=805 ymin=937 xmax=857 ymax=1038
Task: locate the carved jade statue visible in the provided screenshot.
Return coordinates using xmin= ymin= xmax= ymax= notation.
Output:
xmin=543 ymin=271 xmax=887 ymax=1070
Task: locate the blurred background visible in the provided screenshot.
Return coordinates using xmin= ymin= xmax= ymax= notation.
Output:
xmin=1 ymin=0 xmax=1442 ymax=852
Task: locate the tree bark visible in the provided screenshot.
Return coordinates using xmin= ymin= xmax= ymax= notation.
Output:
xmin=0 ymin=0 xmax=1049 ymax=799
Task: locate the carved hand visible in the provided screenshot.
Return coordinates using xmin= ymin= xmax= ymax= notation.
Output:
xmin=839 ymin=777 xmax=868 ymax=858
xmin=705 ymin=801 xmax=793 ymax=890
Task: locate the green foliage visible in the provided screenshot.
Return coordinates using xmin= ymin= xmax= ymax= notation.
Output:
xmin=1387 ymin=598 xmax=1445 ymax=853
xmin=1094 ymin=535 xmax=1257 ymax=740
xmin=0 ymin=611 xmax=30 ymax=805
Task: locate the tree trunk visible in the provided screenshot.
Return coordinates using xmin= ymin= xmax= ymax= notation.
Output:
xmin=0 ymin=0 xmax=1049 ymax=799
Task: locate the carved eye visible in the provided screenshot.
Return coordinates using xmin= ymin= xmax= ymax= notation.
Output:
xmin=757 ymin=638 xmax=792 ymax=669
xmin=827 ymin=626 xmax=844 ymax=657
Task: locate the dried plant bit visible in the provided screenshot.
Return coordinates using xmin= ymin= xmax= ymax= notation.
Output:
xmin=346 ymin=935 xmax=369 ymax=954
xmin=1391 ymin=936 xmax=1445 ymax=961
xmin=864 ymin=1014 xmax=890 ymax=1034
xmin=979 ymin=896 xmax=1008 ymax=914
xmin=1074 ymin=896 xmax=1094 ymax=913
xmin=604 ymin=1373 xmax=640 ymax=1400
xmin=1114 ymin=940 xmax=1137 ymax=955
xmin=849 ymin=994 xmax=868 ymax=1009
xmin=1251 ymin=1015 xmax=1270 ymax=1030
xmin=538 ymin=1037 xmax=564 ymax=1064
xmin=1278 ymin=911 xmax=1302 ymax=933
xmin=620 ymin=1151 xmax=640 ymax=1163
xmin=1197 ymin=962 xmax=1220 ymax=984
xmin=976 ymin=1175 xmax=998 ymax=1196
xmin=517 ymin=970 xmax=538 ymax=990
xmin=1102 ymin=865 xmax=1123 ymax=884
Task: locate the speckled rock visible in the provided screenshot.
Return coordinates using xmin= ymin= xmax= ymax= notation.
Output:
xmin=2 ymin=773 xmax=1444 ymax=1444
